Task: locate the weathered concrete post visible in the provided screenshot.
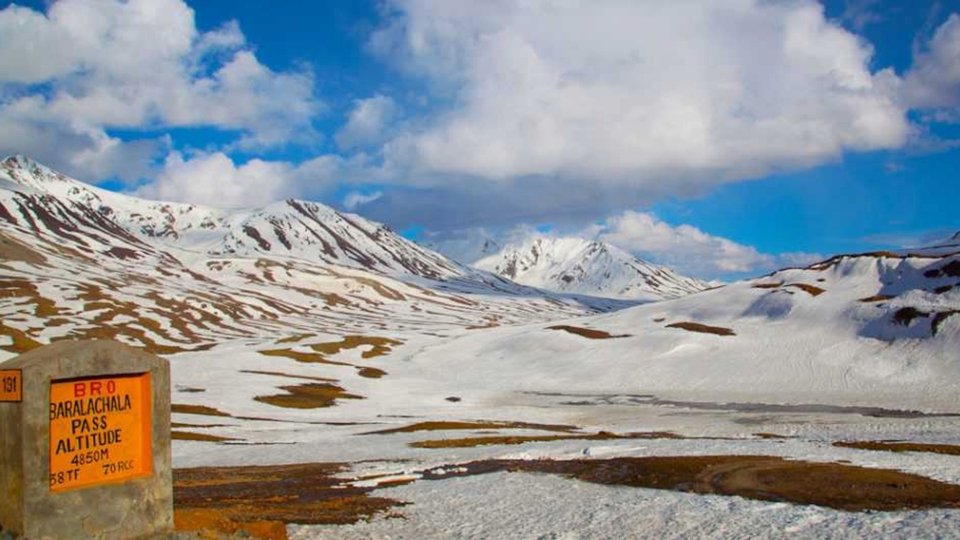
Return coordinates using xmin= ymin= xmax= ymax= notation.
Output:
xmin=0 ymin=340 xmax=172 ymax=539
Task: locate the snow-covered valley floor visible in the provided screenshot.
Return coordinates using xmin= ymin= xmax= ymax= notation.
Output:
xmin=168 ymin=332 xmax=960 ymax=539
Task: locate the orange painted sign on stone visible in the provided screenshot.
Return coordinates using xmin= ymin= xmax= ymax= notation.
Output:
xmin=49 ymin=373 xmax=152 ymax=492
xmin=0 ymin=369 xmax=22 ymax=402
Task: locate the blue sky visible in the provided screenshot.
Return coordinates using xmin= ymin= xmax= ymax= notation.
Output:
xmin=0 ymin=0 xmax=958 ymax=279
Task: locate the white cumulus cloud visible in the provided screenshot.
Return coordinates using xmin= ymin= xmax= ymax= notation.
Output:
xmin=374 ymin=0 xmax=909 ymax=186
xmin=0 ymin=0 xmax=320 ymax=180
xmin=134 ymin=151 xmax=379 ymax=208
xmin=140 ymin=152 xmax=296 ymax=208
xmin=585 ymin=211 xmax=821 ymax=277
xmin=335 ymin=95 xmax=397 ymax=150
xmin=903 ymin=14 xmax=960 ymax=111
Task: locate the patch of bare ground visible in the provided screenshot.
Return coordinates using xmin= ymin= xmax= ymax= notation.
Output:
xmin=410 ymin=431 xmax=682 ymax=449
xmin=50 ymin=329 xmax=214 ymax=356
xmin=859 ymin=294 xmax=893 ymax=302
xmin=933 ymin=310 xmax=960 ymax=335
xmin=366 ymin=420 xmax=580 ymax=435
xmin=754 ymin=432 xmax=790 ymax=439
xmin=254 ymin=382 xmax=363 ymax=409
xmin=275 ymin=333 xmax=315 ymax=344
xmin=924 ymin=260 xmax=960 ymax=278
xmin=752 ymin=282 xmax=782 ymax=289
xmin=0 ymin=231 xmax=46 ymax=264
xmin=172 ymin=404 xmax=233 ymax=417
xmin=834 ymin=440 xmax=960 ymax=456
xmin=547 ymin=325 xmax=630 ymax=339
xmin=786 ymin=283 xmax=825 ymax=296
xmin=357 ymin=367 xmax=387 ymax=378
xmin=466 ymin=316 xmax=502 ymax=330
xmin=666 ymin=321 xmax=736 ymax=336
xmin=893 ymin=307 xmax=926 ymax=326
xmin=0 ymin=321 xmax=42 ymax=353
xmin=174 ymin=463 xmax=405 ymax=540
xmin=309 ymin=335 xmax=403 ymax=359
xmin=427 ymin=456 xmax=960 ymax=512
xmin=258 ymin=348 xmax=353 ymax=367
xmin=0 ymin=277 xmax=60 ymax=317
xmin=172 ymin=431 xmax=239 ymax=443
xmin=262 ymin=337 xmax=402 ymax=379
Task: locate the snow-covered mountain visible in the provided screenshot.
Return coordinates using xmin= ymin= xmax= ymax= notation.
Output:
xmin=0 ymin=155 xmax=467 ymax=279
xmin=418 ymin=240 xmax=960 ymax=410
xmin=474 ymin=236 xmax=710 ymax=301
xmin=0 ymin=156 xmax=618 ymax=358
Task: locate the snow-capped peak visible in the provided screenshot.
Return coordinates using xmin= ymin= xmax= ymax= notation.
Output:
xmin=474 ymin=236 xmax=709 ymax=301
xmin=0 ymin=155 xmax=474 ymax=280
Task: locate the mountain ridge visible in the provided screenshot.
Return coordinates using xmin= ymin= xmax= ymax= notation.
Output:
xmin=0 ymin=155 xmax=621 ymax=358
xmin=474 ymin=235 xmax=710 ymax=301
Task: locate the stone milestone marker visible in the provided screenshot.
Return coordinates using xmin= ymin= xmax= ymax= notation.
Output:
xmin=0 ymin=340 xmax=172 ymax=539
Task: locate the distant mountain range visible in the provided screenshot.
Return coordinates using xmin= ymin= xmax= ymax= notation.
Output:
xmin=474 ymin=236 xmax=711 ymax=301
xmin=0 ymin=155 xmax=627 ymax=357
xmin=2 ymin=154 xmax=958 ymax=411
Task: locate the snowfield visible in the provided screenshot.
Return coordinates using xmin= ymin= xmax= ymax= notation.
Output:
xmin=2 ymin=155 xmax=960 ymax=538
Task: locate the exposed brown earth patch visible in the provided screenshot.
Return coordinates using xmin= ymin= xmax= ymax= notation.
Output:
xmin=933 ymin=310 xmax=960 ymax=335
xmin=262 ymin=337 xmax=402 ymax=380
xmin=429 ymin=456 xmax=960 ymax=511
xmin=259 ymin=348 xmax=353 ymax=367
xmin=754 ymin=432 xmax=790 ymax=439
xmin=255 ymin=382 xmax=363 ymax=409
xmin=893 ymin=307 xmax=926 ymax=326
xmin=466 ymin=316 xmax=502 ymax=330
xmin=103 ymin=246 xmax=142 ymax=260
xmin=859 ymin=294 xmax=893 ymax=302
xmin=834 ymin=440 xmax=960 ymax=456
xmin=0 ymin=321 xmax=42 ymax=353
xmin=174 ymin=463 xmax=404 ymax=540
xmin=276 ymin=333 xmax=315 ymax=344
xmin=0 ymin=277 xmax=60 ymax=317
xmin=786 ymin=283 xmax=825 ymax=296
xmin=925 ymin=260 xmax=960 ymax=278
xmin=547 ymin=325 xmax=630 ymax=339
xmin=172 ymin=403 xmax=233 ymax=417
xmin=752 ymin=282 xmax=783 ymax=289
xmin=309 ymin=335 xmax=403 ymax=359
xmin=411 ymin=431 xmax=682 ymax=449
xmin=666 ymin=321 xmax=736 ymax=336
xmin=357 ymin=367 xmax=387 ymax=379
xmin=0 ymin=231 xmax=47 ymax=264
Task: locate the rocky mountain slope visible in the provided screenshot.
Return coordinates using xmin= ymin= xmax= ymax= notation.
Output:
xmin=474 ymin=236 xmax=710 ymax=300
xmin=0 ymin=156 xmax=616 ymax=358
